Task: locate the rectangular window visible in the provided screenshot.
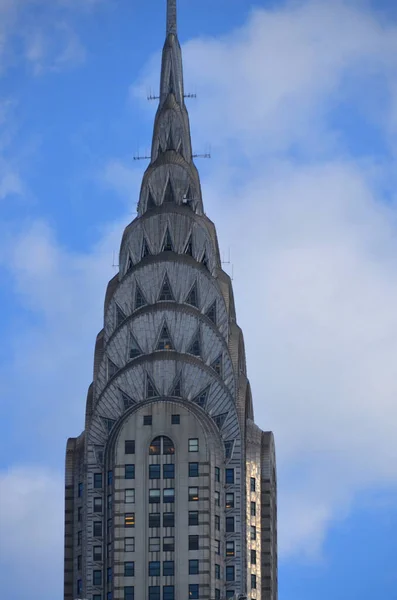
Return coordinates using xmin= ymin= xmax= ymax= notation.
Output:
xmin=78 ymin=482 xmax=83 ymax=497
xmin=163 ymin=537 xmax=174 ymax=552
xmin=215 ymin=491 xmax=220 ymax=506
xmin=149 ymin=537 xmax=160 ymax=552
xmin=163 ymin=585 xmax=175 ymax=600
xmin=163 ymin=488 xmax=175 ymax=503
xmin=149 ymin=587 xmax=160 ymax=600
xmin=226 ymin=592 xmax=235 ymax=599
xmin=189 ymin=535 xmax=199 ymax=550
xmin=215 ymin=564 xmax=221 ymax=579
xmin=78 ymin=506 xmax=82 ymax=521
xmin=189 ymin=487 xmax=199 ymax=501
xmin=226 ymin=566 xmax=235 ymax=582
xmin=107 ymin=567 xmax=112 ymax=583
xmin=125 ymin=489 xmax=135 ymax=504
xmin=77 ymin=530 xmax=82 ymax=546
xmin=189 ymin=462 xmax=199 ymax=477
xmin=94 ymin=473 xmax=103 ymax=488
xmin=226 ymin=541 xmax=235 ymax=557
xmin=163 ymin=561 xmax=174 ymax=576
xmin=250 ymin=477 xmax=256 ymax=492
xmin=215 ymin=515 xmax=220 ymax=530
xmin=125 ymin=464 xmax=135 ymax=479
xmin=125 ymin=537 xmax=135 ymax=552
xmin=171 ymin=414 xmax=180 ymax=424
xmin=107 ymin=518 xmax=112 ymax=534
xmin=215 ymin=590 xmax=220 ymax=600
xmin=125 ymin=440 xmax=135 ymax=454
xmin=149 ymin=464 xmax=161 ymax=479
xmin=188 ymin=438 xmax=199 ymax=452
xmin=93 ymin=497 xmax=102 ymax=513
xmin=77 ymin=555 xmax=82 ymax=570
xmin=93 ymin=570 xmax=102 ymax=585
xmin=107 ymin=494 xmax=112 ymax=511
xmin=108 ymin=470 xmax=113 ymax=486
xmin=107 ymin=542 xmax=112 ymax=559
xmin=93 ymin=546 xmax=102 ymax=561
xmin=149 ymin=561 xmax=161 ymax=576
xmin=188 ymin=511 xmax=199 ymax=526
xmin=251 ymin=574 xmax=257 ymax=589
xmin=124 ymin=587 xmax=134 ymax=600
xmin=215 ymin=467 xmax=220 ymax=482
xmin=226 ymin=517 xmax=235 ymax=532
xmin=125 ymin=513 xmax=135 ymax=528
xmin=225 ymin=468 xmax=234 ymax=484
xmin=149 ymin=513 xmax=161 ymax=528
xmin=250 ymin=501 xmax=256 ymax=517
xmin=144 ymin=415 xmax=152 ymax=426
xmin=93 ymin=522 xmax=102 ymax=537
xmin=163 ymin=512 xmax=175 ymax=527
xmin=189 ymin=584 xmax=199 ymax=600
xmin=149 ymin=489 xmax=161 ymax=504
xmin=250 ymin=525 xmax=256 ymax=540
xmin=251 ymin=549 xmax=256 ymax=565
xmin=163 ymin=464 xmax=175 ymax=479
xmin=189 ymin=559 xmax=199 ymax=575
xmin=226 ymin=493 xmax=234 ymax=509
xmin=215 ymin=540 xmax=220 ymax=555
xmin=77 ymin=580 xmax=82 ymax=595
xmin=93 ymin=596 xmax=101 ymax=600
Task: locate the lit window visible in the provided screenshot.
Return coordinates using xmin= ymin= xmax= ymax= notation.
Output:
xmin=189 ymin=584 xmax=199 ymax=599
xmin=149 ymin=490 xmax=161 ymax=504
xmin=125 ymin=440 xmax=135 ymax=454
xmin=149 ymin=438 xmax=161 ymax=455
xmin=189 ymin=559 xmax=199 ymax=574
xmin=171 ymin=414 xmax=180 ymax=424
xmin=163 ymin=464 xmax=175 ymax=479
xmin=93 ymin=546 xmax=102 ymax=561
xmin=251 ymin=550 xmax=256 ymax=565
xmin=250 ymin=501 xmax=256 ymax=516
xmin=107 ymin=567 xmax=112 ymax=583
xmin=215 ymin=515 xmax=220 ymax=530
xmin=149 ymin=464 xmax=161 ymax=479
xmin=144 ymin=415 xmax=152 ymax=426
xmin=125 ymin=465 xmax=135 ymax=479
xmin=94 ymin=473 xmax=103 ymax=488
xmin=225 ymin=469 xmax=234 ymax=484
xmin=156 ymin=323 xmax=174 ymax=350
xmin=125 ymin=586 xmax=134 ymax=600
xmin=163 ymin=488 xmax=175 ymax=503
xmin=125 ymin=489 xmax=135 ymax=504
xmin=215 ymin=564 xmax=220 ymax=579
xmin=163 ymin=561 xmax=174 ymax=576
xmin=189 ymin=535 xmax=199 ymax=550
xmin=189 ymin=511 xmax=199 ymax=526
xmin=215 ymin=540 xmax=220 ymax=555
xmin=149 ymin=561 xmax=160 ymax=576
xmin=226 ymin=566 xmax=235 ymax=582
xmin=149 ymin=513 xmax=161 ymax=528
xmin=163 ymin=537 xmax=174 ymax=552
xmin=163 ymin=512 xmax=175 ymax=527
xmin=125 ymin=537 xmax=135 ymax=552
xmin=189 ymin=487 xmax=199 ymax=501
xmin=251 ymin=574 xmax=257 ymax=589
xmin=149 ymin=537 xmax=160 ymax=552
xmin=93 ymin=570 xmax=102 ymax=585
xmin=215 ymin=467 xmax=220 ymax=482
xmin=226 ymin=541 xmax=235 ymax=557
xmin=250 ymin=477 xmax=256 ymax=492
xmin=149 ymin=587 xmax=160 ymax=600
xmin=215 ymin=491 xmax=220 ymax=506
xmin=108 ymin=470 xmax=113 ymax=486
xmin=226 ymin=517 xmax=235 ymax=532
xmin=250 ymin=525 xmax=256 ymax=540
xmin=163 ymin=437 xmax=175 ymax=455
xmin=189 ymin=462 xmax=199 ymax=477
xmin=125 ymin=513 xmax=135 ymax=528
xmin=189 ymin=438 xmax=199 ymax=452
xmin=93 ymin=522 xmax=102 ymax=537
xmin=225 ymin=493 xmax=234 ymax=509
xmin=93 ymin=498 xmax=102 ymax=513
xmin=78 ymin=506 xmax=82 ymax=521
xmin=78 ymin=482 xmax=83 ymax=497
xmin=163 ymin=585 xmax=175 ymax=600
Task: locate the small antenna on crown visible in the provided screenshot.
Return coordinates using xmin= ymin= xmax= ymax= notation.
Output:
xmin=167 ymin=0 xmax=177 ymax=36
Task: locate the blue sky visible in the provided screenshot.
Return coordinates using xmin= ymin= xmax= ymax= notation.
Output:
xmin=1 ymin=0 xmax=397 ymax=598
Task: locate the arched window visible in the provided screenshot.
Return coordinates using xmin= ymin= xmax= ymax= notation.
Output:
xmin=149 ymin=436 xmax=175 ymax=455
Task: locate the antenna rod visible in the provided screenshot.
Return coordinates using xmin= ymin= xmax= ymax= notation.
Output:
xmin=167 ymin=0 xmax=177 ymax=35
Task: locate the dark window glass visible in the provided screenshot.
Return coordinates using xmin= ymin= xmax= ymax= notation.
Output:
xmin=149 ymin=437 xmax=161 ymax=455
xmin=93 ymin=522 xmax=102 ymax=537
xmin=215 ymin=564 xmax=220 ymax=579
xmin=77 ymin=580 xmax=82 ymax=595
xmin=93 ymin=546 xmax=102 ymax=561
xmin=163 ymin=537 xmax=174 ymax=552
xmin=189 ymin=487 xmax=199 ymax=501
xmin=125 ymin=440 xmax=135 ymax=454
xmin=189 ymin=462 xmax=199 ymax=477
xmin=251 ymin=574 xmax=257 ymax=589
xmin=124 ymin=587 xmax=134 ymax=600
xmin=149 ymin=464 xmax=161 ymax=479
xmin=163 ymin=488 xmax=175 ymax=503
xmin=226 ymin=592 xmax=235 ymax=599
xmin=163 ymin=512 xmax=175 ymax=527
xmin=94 ymin=473 xmax=103 ymax=488
xmin=163 ymin=464 xmax=175 ymax=479
xmin=108 ymin=470 xmax=113 ymax=486
xmin=189 ymin=559 xmax=199 ymax=575
xmin=171 ymin=414 xmax=180 ymax=424
xmin=250 ymin=477 xmax=256 ymax=492
xmin=77 ymin=555 xmax=82 ymax=570
xmin=226 ymin=566 xmax=235 ymax=581
xmin=215 ymin=590 xmax=220 ymax=600
xmin=163 ymin=561 xmax=174 ymax=576
xmin=78 ymin=506 xmax=82 ymax=521
xmin=215 ymin=540 xmax=220 ymax=555
xmin=144 ymin=415 xmax=152 ymax=426
xmin=250 ymin=525 xmax=256 ymax=540
xmin=163 ymin=437 xmax=175 ymax=455
xmin=226 ymin=541 xmax=235 ymax=557
xmin=93 ymin=595 xmax=101 ymax=600
xmin=78 ymin=482 xmax=83 ymax=497
xmin=77 ymin=530 xmax=82 ymax=545
xmin=107 ymin=542 xmax=112 ymax=559
xmin=107 ymin=568 xmax=112 ymax=583
xmin=215 ymin=467 xmax=220 ymax=482
xmin=125 ymin=513 xmax=135 ymax=528
xmin=93 ymin=570 xmax=102 ymax=585
xmin=93 ymin=497 xmax=102 ymax=513
xmin=149 ymin=490 xmax=161 ymax=504
xmin=189 ymin=535 xmax=199 ymax=550
xmin=215 ymin=515 xmax=220 ymax=530
xmin=250 ymin=501 xmax=256 ymax=516
xmin=125 ymin=465 xmax=135 ymax=479
xmin=107 ymin=518 xmax=112 ymax=534
xmin=226 ymin=517 xmax=235 ymax=532
xmin=163 ymin=586 xmax=175 ymax=600
xmin=149 ymin=587 xmax=160 ymax=600
xmin=225 ymin=469 xmax=234 ymax=484
xmin=188 ymin=511 xmax=199 ymax=526
xmin=251 ymin=549 xmax=256 ymax=565
xmin=149 ymin=513 xmax=161 ymax=528
xmin=149 ymin=561 xmax=160 ymax=577
xmin=189 ymin=584 xmax=199 ymax=599
xmin=226 ymin=493 xmax=234 ymax=509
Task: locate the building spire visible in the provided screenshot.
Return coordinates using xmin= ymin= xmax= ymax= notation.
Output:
xmin=167 ymin=0 xmax=177 ymax=35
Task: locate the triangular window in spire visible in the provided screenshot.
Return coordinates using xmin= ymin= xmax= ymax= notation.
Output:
xmin=201 ymin=251 xmax=209 ymax=270
xmin=134 ymin=284 xmax=147 ymax=310
xmin=108 ymin=358 xmax=119 ymax=380
xmin=163 ymin=179 xmax=175 ymax=204
xmin=186 ymin=185 xmax=194 ymax=201
xmin=147 ymin=190 xmax=156 ymax=211
xmin=212 ymin=412 xmax=227 ymax=430
xmin=142 ymin=237 xmax=151 ymax=258
xmin=146 ymin=374 xmax=159 ymax=399
xmin=119 ymin=388 xmax=136 ymax=411
xmin=129 ymin=334 xmax=142 ymax=360
xmin=156 ymin=321 xmax=174 ymax=351
xmin=185 ymin=281 xmax=198 ymax=308
xmin=166 ymin=130 xmax=175 ymax=151
xmin=205 ymin=301 xmax=217 ymax=324
xmin=169 ymin=374 xmax=182 ymax=397
xmin=187 ymin=328 xmax=201 ymax=357
xmin=125 ymin=255 xmax=133 ymax=274
xmin=211 ymin=354 xmax=223 ymax=376
xmin=116 ymin=304 xmax=127 ymax=327
xmin=94 ymin=445 xmax=104 ymax=465
xmin=158 ymin=274 xmax=175 ymax=302
xmin=157 ymin=141 xmax=163 ymax=156
xmin=101 ymin=416 xmax=116 ymax=434
xmin=161 ymin=227 xmax=174 ymax=252
xmin=168 ymin=67 xmax=174 ymax=94
xmin=224 ymin=440 xmax=234 ymax=460
xmin=192 ymin=385 xmax=210 ymax=409
xmin=184 ymin=235 xmax=193 ymax=257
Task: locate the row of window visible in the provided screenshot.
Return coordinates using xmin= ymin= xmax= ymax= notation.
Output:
xmin=85 ymin=587 xmax=245 ymax=600
xmin=91 ymin=513 xmax=236 ymax=535
xmin=93 ymin=561 xmax=252 ymax=581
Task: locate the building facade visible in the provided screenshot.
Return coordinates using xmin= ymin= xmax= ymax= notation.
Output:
xmin=64 ymin=2 xmax=277 ymax=600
